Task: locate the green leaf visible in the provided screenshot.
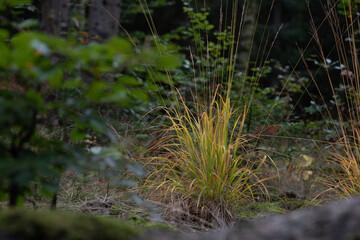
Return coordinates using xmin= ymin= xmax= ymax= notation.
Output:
xmin=70 ymin=129 xmax=86 ymax=141
xmin=26 ymin=90 xmax=43 ymax=106
xmin=63 ymin=79 xmax=84 ymax=88
xmin=7 ymin=0 xmax=32 ymax=6
xmin=0 ymin=30 xmax=9 ymax=41
xmin=117 ymin=76 xmax=140 ymax=86
xmin=18 ymin=19 xmax=39 ymax=29
xmin=89 ymin=118 xmax=107 ymax=133
xmin=48 ymin=69 xmax=64 ymax=88
xmin=107 ymin=37 xmax=132 ymax=54
xmin=157 ymin=54 xmax=180 ymax=69
xmin=156 ymin=72 xmax=172 ymax=84
xmin=85 ymin=81 xmax=107 ymax=101
xmin=102 ymin=87 xmax=127 ymax=103
xmin=0 ymin=44 xmax=10 ymax=68
xmin=11 ymin=32 xmax=43 ymax=69
xmin=129 ymin=89 xmax=148 ymax=101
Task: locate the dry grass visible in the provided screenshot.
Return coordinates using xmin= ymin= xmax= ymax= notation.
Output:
xmin=305 ymin=0 xmax=360 ymax=198
xmin=142 ymin=88 xmax=271 ymax=226
xmin=135 ymin=0 xmax=287 ymax=226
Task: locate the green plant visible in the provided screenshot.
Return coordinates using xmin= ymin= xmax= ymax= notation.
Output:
xmin=304 ymin=0 xmax=360 ymax=198
xmin=0 ymin=0 xmax=38 ymax=35
xmin=0 ymin=29 xmax=179 ymax=207
xmin=326 ymin=132 xmax=360 ymax=197
xmin=136 ymin=0 xmax=288 ymax=226
xmin=144 ymin=90 xmax=269 ymax=223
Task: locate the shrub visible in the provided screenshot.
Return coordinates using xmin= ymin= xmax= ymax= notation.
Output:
xmin=0 ymin=29 xmax=179 ymax=206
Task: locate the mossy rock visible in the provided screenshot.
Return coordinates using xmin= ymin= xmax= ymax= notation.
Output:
xmin=0 ymin=209 xmax=141 ymax=240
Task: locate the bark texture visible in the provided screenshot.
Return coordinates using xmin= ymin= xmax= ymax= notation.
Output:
xmin=40 ymin=0 xmax=71 ymax=37
xmin=273 ymin=0 xmax=283 ymax=26
xmin=238 ymin=0 xmax=257 ymax=73
xmin=88 ymin=0 xmax=121 ymax=42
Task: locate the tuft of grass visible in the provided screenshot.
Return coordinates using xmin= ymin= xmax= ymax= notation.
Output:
xmin=135 ymin=0 xmax=284 ymax=226
xmin=143 ymin=88 xmax=270 ymax=224
xmin=305 ymin=0 xmax=360 ymax=198
xmin=326 ymin=133 xmax=360 ymax=197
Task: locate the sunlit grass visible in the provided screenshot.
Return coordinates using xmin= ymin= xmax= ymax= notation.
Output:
xmin=326 ymin=130 xmax=360 ymax=197
xmin=143 ymin=88 xmax=269 ymax=223
xmin=136 ymin=0 xmax=284 ymax=225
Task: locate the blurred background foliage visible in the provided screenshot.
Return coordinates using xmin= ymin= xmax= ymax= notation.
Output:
xmin=0 ymin=0 xmax=346 ymax=122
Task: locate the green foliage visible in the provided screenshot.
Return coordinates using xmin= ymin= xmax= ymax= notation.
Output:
xmin=258 ymin=0 xmax=310 ymax=64
xmin=0 ymin=30 xmax=179 ymax=206
xmin=1 ymin=0 xmax=32 ymax=6
xmin=122 ymin=0 xmax=174 ymax=16
xmin=0 ymin=0 xmax=38 ymax=34
xmin=337 ymin=0 xmax=360 ymax=15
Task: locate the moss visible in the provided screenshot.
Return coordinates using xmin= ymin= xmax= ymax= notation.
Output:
xmin=108 ymin=205 xmax=174 ymax=231
xmin=279 ymin=198 xmax=309 ymax=211
xmin=0 ymin=208 xmax=140 ymax=240
xmin=142 ymin=221 xmax=175 ymax=231
xmin=110 ymin=204 xmax=129 ymax=215
xmin=237 ymin=201 xmax=286 ymax=218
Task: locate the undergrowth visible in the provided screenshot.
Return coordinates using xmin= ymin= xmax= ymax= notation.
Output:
xmin=143 ymin=89 xmax=270 ymax=225
xmin=6 ymin=0 xmax=360 ymax=232
xmin=308 ymin=0 xmax=360 ymax=199
xmin=137 ymin=0 xmax=280 ymax=226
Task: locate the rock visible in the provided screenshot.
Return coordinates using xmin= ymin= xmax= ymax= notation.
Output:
xmin=200 ymin=196 xmax=360 ymax=240
xmin=136 ymin=196 xmax=360 ymax=240
xmin=248 ymin=197 xmax=360 ymax=239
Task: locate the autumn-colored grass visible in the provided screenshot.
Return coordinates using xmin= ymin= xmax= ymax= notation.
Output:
xmin=134 ymin=0 xmax=287 ymax=226
xmin=306 ymin=0 xmax=360 ymax=198
xmin=143 ymin=88 xmax=269 ymax=224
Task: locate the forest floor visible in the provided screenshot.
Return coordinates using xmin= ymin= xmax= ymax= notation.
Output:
xmin=38 ymin=141 xmax=334 ymax=233
xmin=0 ymin=132 xmax=337 ymax=232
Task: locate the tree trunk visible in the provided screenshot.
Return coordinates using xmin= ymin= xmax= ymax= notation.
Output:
xmin=238 ymin=0 xmax=257 ymax=73
xmin=38 ymin=0 xmax=71 ymax=209
xmin=8 ymin=183 xmax=18 ymax=207
xmin=51 ymin=193 xmax=57 ymax=210
xmin=88 ymin=0 xmax=121 ymax=42
xmin=273 ymin=0 xmax=282 ymax=26
xmin=40 ymin=0 xmax=71 ymax=37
